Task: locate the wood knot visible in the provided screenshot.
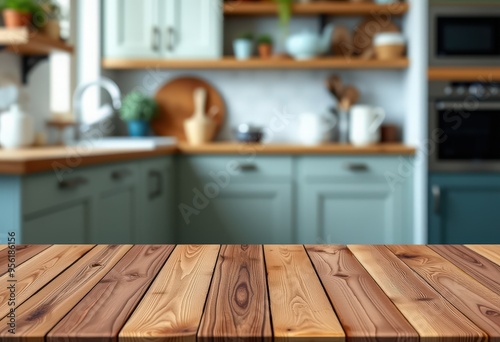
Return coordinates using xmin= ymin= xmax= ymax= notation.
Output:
xmin=398 ymin=253 xmax=417 ymax=259
xmin=91 ymin=263 xmax=102 ymax=268
xmin=234 ymin=283 xmax=249 ymax=309
xmin=335 ymin=273 xmax=349 ymax=279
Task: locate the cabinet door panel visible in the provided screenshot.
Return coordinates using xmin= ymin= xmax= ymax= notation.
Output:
xmin=24 ymin=203 xmax=88 ymax=244
xmin=93 ymin=188 xmax=135 ymax=243
xmin=429 ymin=175 xmax=500 ymax=244
xmin=299 ymin=183 xmax=402 ymax=244
xmin=104 ymin=0 xmax=159 ymax=58
xmin=164 ymin=0 xmax=222 ymax=58
xmin=178 ymin=183 xmax=292 ymax=244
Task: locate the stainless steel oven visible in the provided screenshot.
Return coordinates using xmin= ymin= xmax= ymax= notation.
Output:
xmin=429 ymin=81 xmax=500 ymax=172
xmin=429 ymin=4 xmax=500 ymax=66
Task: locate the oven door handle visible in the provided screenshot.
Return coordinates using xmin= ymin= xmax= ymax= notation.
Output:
xmin=436 ymin=101 xmax=500 ymax=111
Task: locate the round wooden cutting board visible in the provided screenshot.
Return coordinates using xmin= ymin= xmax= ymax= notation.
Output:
xmin=152 ymin=77 xmax=226 ymax=142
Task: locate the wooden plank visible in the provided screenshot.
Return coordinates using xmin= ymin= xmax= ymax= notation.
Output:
xmin=0 ymin=245 xmax=7 ymax=252
xmin=119 ymin=245 xmax=220 ymax=342
xmin=428 ymin=67 xmax=500 ymax=82
xmin=223 ymin=2 xmax=410 ymax=16
xmin=103 ymin=57 xmax=410 ymax=71
xmin=388 ymin=245 xmax=500 ymax=341
xmin=306 ymin=245 xmax=419 ymax=342
xmin=198 ymin=245 xmax=272 ymax=342
xmin=0 ymin=245 xmax=51 ymax=276
xmin=466 ymin=245 xmax=500 ymax=266
xmin=430 ymin=245 xmax=500 ymax=294
xmin=348 ymin=245 xmax=487 ymax=342
xmin=0 ymin=245 xmax=131 ymax=342
xmin=0 ymin=245 xmax=94 ymax=319
xmin=47 ymin=245 xmax=175 ymax=342
xmin=264 ymin=245 xmax=345 ymax=342
xmin=0 ymin=27 xmax=73 ymax=55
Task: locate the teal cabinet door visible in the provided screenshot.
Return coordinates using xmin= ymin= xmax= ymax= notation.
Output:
xmin=23 ymin=203 xmax=88 ymax=244
xmin=178 ymin=182 xmax=292 ymax=244
xmin=136 ymin=157 xmax=174 ymax=244
xmin=429 ymin=174 xmax=500 ymax=244
xmin=297 ymin=157 xmax=413 ymax=244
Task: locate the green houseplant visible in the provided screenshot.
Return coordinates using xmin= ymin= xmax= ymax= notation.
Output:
xmin=0 ymin=0 xmax=43 ymax=28
xmin=257 ymin=35 xmax=273 ymax=58
xmin=119 ymin=92 xmax=158 ymax=137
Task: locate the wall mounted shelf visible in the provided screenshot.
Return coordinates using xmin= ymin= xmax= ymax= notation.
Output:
xmin=223 ymin=1 xmax=409 ymax=16
xmin=0 ymin=27 xmax=74 ymax=83
xmin=102 ymin=57 xmax=409 ymax=70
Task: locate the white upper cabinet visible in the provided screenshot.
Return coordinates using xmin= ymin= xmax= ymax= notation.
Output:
xmin=103 ymin=0 xmax=222 ymax=59
xmin=104 ymin=0 xmax=160 ymax=59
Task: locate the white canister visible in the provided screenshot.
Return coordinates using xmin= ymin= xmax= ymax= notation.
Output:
xmin=298 ymin=112 xmax=337 ymax=145
xmin=349 ymin=105 xmax=386 ymax=146
xmin=0 ymin=104 xmax=35 ymax=149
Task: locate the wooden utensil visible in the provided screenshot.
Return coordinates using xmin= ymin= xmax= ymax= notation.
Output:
xmin=326 ymin=75 xmax=344 ymax=102
xmin=332 ymin=25 xmax=354 ymax=57
xmin=353 ymin=19 xmax=400 ymax=56
xmin=340 ymin=86 xmax=360 ymax=112
xmin=152 ymin=77 xmax=226 ymax=142
xmin=184 ymin=88 xmax=217 ymax=145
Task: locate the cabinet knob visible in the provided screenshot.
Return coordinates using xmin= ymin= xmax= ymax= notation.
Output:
xmin=236 ymin=163 xmax=258 ymax=172
xmin=111 ymin=169 xmax=132 ymax=181
xmin=59 ymin=177 xmax=88 ymax=190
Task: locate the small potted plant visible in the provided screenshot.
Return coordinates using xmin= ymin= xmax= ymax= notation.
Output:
xmin=119 ymin=92 xmax=158 ymax=137
xmin=39 ymin=0 xmax=61 ymax=40
xmin=257 ymin=35 xmax=273 ymax=58
xmin=233 ymin=33 xmax=254 ymax=60
xmin=0 ymin=0 xmax=42 ymax=28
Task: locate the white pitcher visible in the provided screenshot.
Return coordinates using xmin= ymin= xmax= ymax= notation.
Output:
xmin=349 ymin=105 xmax=386 ymax=146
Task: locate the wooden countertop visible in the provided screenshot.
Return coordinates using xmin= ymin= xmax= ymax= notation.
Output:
xmin=0 ymin=143 xmax=415 ymax=175
xmin=0 ymin=244 xmax=499 ymax=341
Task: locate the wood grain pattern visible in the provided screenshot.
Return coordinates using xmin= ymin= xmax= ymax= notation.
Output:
xmin=306 ymin=245 xmax=419 ymax=342
xmin=0 ymin=245 xmax=94 ymax=319
xmin=198 ymin=245 xmax=272 ymax=342
xmin=466 ymin=245 xmax=500 ymax=266
xmin=264 ymin=245 xmax=345 ymax=342
xmin=47 ymin=245 xmax=175 ymax=342
xmin=430 ymin=245 xmax=500 ymax=294
xmin=388 ymin=245 xmax=500 ymax=341
xmin=0 ymin=245 xmax=51 ymax=276
xmin=0 ymin=245 xmax=132 ymax=342
xmin=119 ymin=245 xmax=220 ymax=342
xmin=0 ymin=27 xmax=74 ymax=54
xmin=103 ymin=57 xmax=409 ymax=71
xmin=348 ymin=245 xmax=487 ymax=342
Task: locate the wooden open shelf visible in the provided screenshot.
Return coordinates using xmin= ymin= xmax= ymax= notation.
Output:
xmin=223 ymin=1 xmax=409 ymax=16
xmin=103 ymin=57 xmax=409 ymax=70
xmin=428 ymin=67 xmax=500 ymax=82
xmin=0 ymin=27 xmax=73 ymax=55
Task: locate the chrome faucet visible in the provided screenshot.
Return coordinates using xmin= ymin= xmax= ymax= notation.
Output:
xmin=73 ymin=77 xmax=122 ymax=140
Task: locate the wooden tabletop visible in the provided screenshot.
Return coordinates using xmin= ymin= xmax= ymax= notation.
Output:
xmin=1 ymin=245 xmax=498 ymax=341
xmin=0 ymin=143 xmax=415 ymax=175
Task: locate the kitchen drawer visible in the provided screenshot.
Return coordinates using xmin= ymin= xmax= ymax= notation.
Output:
xmin=22 ymin=167 xmax=97 ymax=216
xmin=93 ymin=161 xmax=139 ymax=192
xmin=179 ymin=156 xmax=293 ymax=181
xmin=298 ymin=156 xmax=407 ymax=180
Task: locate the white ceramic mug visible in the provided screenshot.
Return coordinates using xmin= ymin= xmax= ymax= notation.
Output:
xmin=349 ymin=105 xmax=386 ymax=146
xmin=298 ymin=112 xmax=337 ymax=145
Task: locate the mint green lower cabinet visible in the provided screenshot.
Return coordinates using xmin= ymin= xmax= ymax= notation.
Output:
xmin=136 ymin=158 xmax=174 ymax=243
xmin=177 ymin=156 xmax=293 ymax=244
xmin=297 ymin=157 xmax=414 ymax=244
xmin=23 ymin=203 xmax=89 ymax=244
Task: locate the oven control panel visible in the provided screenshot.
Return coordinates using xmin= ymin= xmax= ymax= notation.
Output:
xmin=431 ymin=81 xmax=500 ymax=99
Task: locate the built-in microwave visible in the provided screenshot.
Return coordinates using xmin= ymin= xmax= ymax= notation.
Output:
xmin=429 ymin=5 xmax=500 ymax=66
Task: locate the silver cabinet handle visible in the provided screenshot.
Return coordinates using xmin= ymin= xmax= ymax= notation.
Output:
xmin=59 ymin=177 xmax=88 ymax=190
xmin=111 ymin=169 xmax=132 ymax=181
xmin=152 ymin=27 xmax=160 ymax=51
xmin=166 ymin=27 xmax=175 ymax=51
xmin=432 ymin=185 xmax=441 ymax=214
xmin=236 ymin=163 xmax=258 ymax=172
xmin=346 ymin=163 xmax=369 ymax=172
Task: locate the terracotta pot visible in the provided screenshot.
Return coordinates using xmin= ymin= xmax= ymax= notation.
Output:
xmin=2 ymin=9 xmax=32 ymax=28
xmin=258 ymin=43 xmax=273 ymax=59
xmin=43 ymin=20 xmax=61 ymax=40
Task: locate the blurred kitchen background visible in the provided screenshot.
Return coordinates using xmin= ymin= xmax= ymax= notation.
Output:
xmin=0 ymin=0 xmax=497 ymax=245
